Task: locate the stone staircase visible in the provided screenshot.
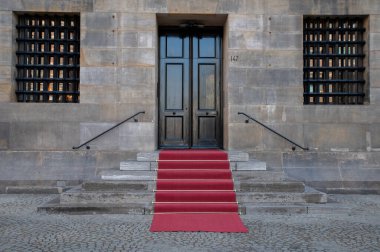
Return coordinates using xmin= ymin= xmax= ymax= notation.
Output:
xmin=38 ymin=151 xmax=327 ymax=214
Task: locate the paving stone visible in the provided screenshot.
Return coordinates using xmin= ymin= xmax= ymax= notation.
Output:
xmin=1 ymin=194 xmax=380 ymax=251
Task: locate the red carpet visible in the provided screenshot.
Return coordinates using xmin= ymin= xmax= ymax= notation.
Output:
xmin=150 ymin=213 xmax=247 ymax=232
xmin=150 ymin=149 xmax=248 ymax=233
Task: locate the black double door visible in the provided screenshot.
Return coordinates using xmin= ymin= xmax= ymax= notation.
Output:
xmin=159 ymin=29 xmax=222 ymax=149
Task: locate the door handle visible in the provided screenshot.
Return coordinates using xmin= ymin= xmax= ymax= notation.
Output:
xmin=173 ymin=112 xmax=176 ymax=115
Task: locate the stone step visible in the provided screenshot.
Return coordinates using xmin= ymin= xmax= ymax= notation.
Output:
xmin=120 ymin=159 xmax=266 ymax=171
xmin=144 ymin=204 xmax=247 ymax=215
xmin=60 ymin=188 xmax=154 ymax=204
xmin=61 ymin=185 xmax=324 ymax=205
xmin=233 ymin=171 xmax=285 ymax=181
xmin=136 ymin=151 xmax=249 ymax=162
xmin=244 ymin=203 xmax=309 ymax=215
xmin=38 ymin=198 xmax=147 ymax=215
xmin=101 ymin=169 xmax=277 ymax=181
xmin=236 ymin=188 xmax=327 ymax=204
xmin=244 ymin=202 xmax=358 ymax=215
xmin=236 ymin=181 xmax=305 ymax=193
xmin=39 ymin=200 xmax=246 ymax=215
xmin=6 ymin=186 xmax=64 ymax=194
xmin=82 ymin=181 xmax=153 ymax=192
xmin=323 ymin=187 xmax=380 ymax=194
xmin=100 ymin=169 xmax=155 ymax=180
xmin=120 ymin=161 xmax=153 ymax=171
xmin=39 ymin=200 xmax=333 ymax=215
xmin=233 ymin=160 xmax=266 ymax=171
xmin=87 ymin=178 xmax=308 ymax=194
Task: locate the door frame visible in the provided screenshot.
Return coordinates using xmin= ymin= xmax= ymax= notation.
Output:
xmin=157 ymin=26 xmax=224 ymax=149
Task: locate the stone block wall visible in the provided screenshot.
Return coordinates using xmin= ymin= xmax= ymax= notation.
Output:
xmin=227 ymin=0 xmax=380 ymax=153
xmin=0 ymin=0 xmax=378 ymax=187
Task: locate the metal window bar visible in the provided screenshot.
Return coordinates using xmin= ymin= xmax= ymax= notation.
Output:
xmin=303 ymin=16 xmax=365 ymax=105
xmin=16 ymin=14 xmax=80 ymax=103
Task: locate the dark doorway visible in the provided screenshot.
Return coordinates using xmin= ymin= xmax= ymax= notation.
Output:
xmin=159 ymin=28 xmax=222 ymax=149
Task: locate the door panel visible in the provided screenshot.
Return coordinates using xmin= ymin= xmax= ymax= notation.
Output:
xmin=198 ymin=64 xmax=216 ymax=110
xmin=159 ymin=29 xmax=221 ymax=148
xmin=166 ymin=35 xmax=185 ymax=58
xmin=192 ymin=34 xmax=221 ymax=147
xmin=160 ymin=59 xmax=190 ymax=147
xmin=159 ymin=33 xmax=190 ymax=148
xmin=165 ymin=64 xmax=184 ymax=110
xmin=165 ymin=117 xmax=183 ymax=141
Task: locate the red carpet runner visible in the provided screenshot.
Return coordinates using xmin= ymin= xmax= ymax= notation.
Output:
xmin=150 ymin=150 xmax=248 ymax=232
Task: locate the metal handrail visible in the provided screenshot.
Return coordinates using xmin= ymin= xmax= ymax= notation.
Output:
xmin=237 ymin=112 xmax=309 ymax=151
xmin=72 ymin=111 xmax=145 ymax=150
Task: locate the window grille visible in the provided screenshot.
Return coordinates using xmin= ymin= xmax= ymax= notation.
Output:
xmin=16 ymin=14 xmax=80 ymax=102
xmin=303 ymin=17 xmax=366 ymax=105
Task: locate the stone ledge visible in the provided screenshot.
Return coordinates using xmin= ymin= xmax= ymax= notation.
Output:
xmin=82 ymin=181 xmax=150 ymax=192
xmin=238 ymin=181 xmax=305 ymax=193
xmin=120 ymin=161 xmax=151 ymax=170
xmin=324 ymin=188 xmax=380 ymax=194
xmin=235 ymin=160 xmax=266 ymax=170
xmin=38 ymin=200 xmax=147 ymax=215
xmin=245 ymin=204 xmax=308 ymax=215
xmin=100 ymin=169 xmax=156 ymax=181
xmin=5 ymin=186 xmax=63 ymax=194
xmin=137 ymin=152 xmax=159 ymax=161
xmin=101 ymin=175 xmax=155 ymax=181
xmin=60 ymin=191 xmax=154 ymax=204
xmin=233 ymin=171 xmax=285 ymax=181
xmin=236 ymin=191 xmax=327 ymax=204
xmin=137 ymin=151 xmax=250 ymax=162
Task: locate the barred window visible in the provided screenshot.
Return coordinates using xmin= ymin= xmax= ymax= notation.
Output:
xmin=16 ymin=14 xmax=80 ymax=102
xmin=303 ymin=17 xmax=366 ymax=105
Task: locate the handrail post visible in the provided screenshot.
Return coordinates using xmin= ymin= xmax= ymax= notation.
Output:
xmin=238 ymin=112 xmax=309 ymax=151
xmin=72 ymin=111 xmax=145 ymax=150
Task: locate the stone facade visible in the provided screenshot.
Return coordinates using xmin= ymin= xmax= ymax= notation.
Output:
xmin=0 ymin=0 xmax=379 ymax=191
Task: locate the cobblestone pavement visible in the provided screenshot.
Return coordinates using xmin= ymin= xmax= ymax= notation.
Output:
xmin=0 ymin=194 xmax=379 ymax=252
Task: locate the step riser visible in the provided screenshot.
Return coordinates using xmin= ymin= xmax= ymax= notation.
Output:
xmin=6 ymin=186 xmax=63 ymax=194
xmin=155 ymin=192 xmax=237 ymax=203
xmin=237 ymin=182 xmax=305 ymax=193
xmin=145 ymin=206 xmax=246 ymax=215
xmin=38 ymin=205 xmax=147 ymax=215
xmin=157 ymin=171 xmax=232 ymax=180
xmin=101 ymin=175 xmax=155 ymax=181
xmin=81 ymin=181 xmax=309 ymax=194
xmin=82 ymin=182 xmax=152 ymax=192
xmin=156 ymin=184 xmax=234 ymax=191
xmin=60 ymin=193 xmax=154 ymax=204
xmin=39 ymin=204 xmax=329 ymax=215
xmin=233 ymin=171 xmax=284 ymax=181
xmin=120 ymin=161 xmax=153 ymax=171
xmin=120 ymin=161 xmax=266 ymax=171
xmin=137 ymin=151 xmax=249 ymax=162
xmin=101 ymin=171 xmax=156 ymax=181
xmin=236 ymin=193 xmax=327 ymax=204
xmin=103 ymin=170 xmax=281 ymax=180
xmin=234 ymin=160 xmax=266 ymax=171
xmin=244 ymin=205 xmax=308 ymax=215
